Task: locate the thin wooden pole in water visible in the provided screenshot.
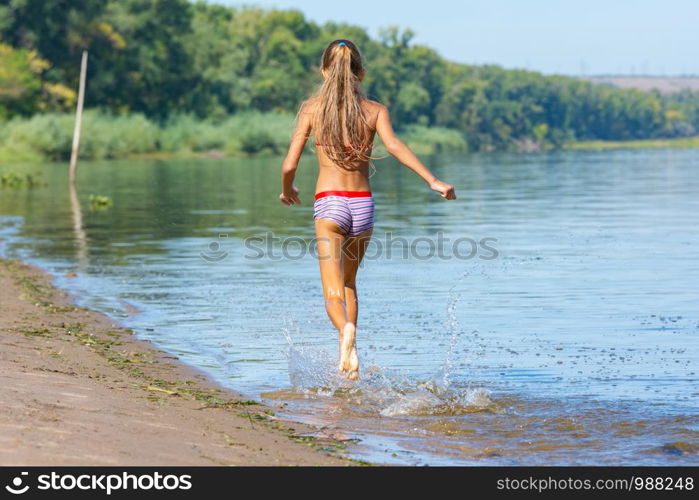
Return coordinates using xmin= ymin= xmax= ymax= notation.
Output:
xmin=69 ymin=51 xmax=88 ymax=184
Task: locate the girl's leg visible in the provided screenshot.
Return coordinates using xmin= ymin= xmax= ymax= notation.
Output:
xmin=315 ymin=219 xmax=356 ymax=376
xmin=314 ymin=219 xmax=349 ymax=331
xmin=315 ymin=219 xmax=358 ymax=379
xmin=342 ymin=229 xmax=372 ymax=325
xmin=342 ymin=229 xmax=372 ymax=379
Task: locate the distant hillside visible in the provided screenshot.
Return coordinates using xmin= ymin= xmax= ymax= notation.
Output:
xmin=584 ymin=76 xmax=699 ymax=94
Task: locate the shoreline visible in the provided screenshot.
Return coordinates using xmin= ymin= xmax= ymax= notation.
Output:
xmin=0 ymin=135 xmax=699 ymax=166
xmin=2 ymin=135 xmax=699 ymax=166
xmin=562 ymin=136 xmax=699 ymax=151
xmin=0 ymin=258 xmax=358 ymax=466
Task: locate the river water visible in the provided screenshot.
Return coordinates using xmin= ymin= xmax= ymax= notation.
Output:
xmin=1 ymin=149 xmax=697 ymax=465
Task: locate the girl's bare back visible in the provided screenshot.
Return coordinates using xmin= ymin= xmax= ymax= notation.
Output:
xmin=306 ymin=97 xmax=381 ymax=193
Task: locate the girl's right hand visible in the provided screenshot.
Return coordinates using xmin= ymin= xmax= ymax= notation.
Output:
xmin=430 ymin=179 xmax=457 ymax=200
xmin=279 ymin=186 xmax=301 ymax=206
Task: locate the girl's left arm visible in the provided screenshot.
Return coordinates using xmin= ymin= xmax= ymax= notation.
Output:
xmin=280 ymin=102 xmax=313 ymax=206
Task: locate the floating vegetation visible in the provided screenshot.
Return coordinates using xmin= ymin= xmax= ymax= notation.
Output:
xmin=0 ymin=171 xmax=42 ymax=189
xmin=88 ymin=194 xmax=113 ymax=209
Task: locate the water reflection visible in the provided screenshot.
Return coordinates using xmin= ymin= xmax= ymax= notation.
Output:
xmin=68 ymin=179 xmax=89 ymax=271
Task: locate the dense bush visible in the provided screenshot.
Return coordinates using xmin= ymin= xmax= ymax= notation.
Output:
xmin=398 ymin=124 xmax=468 ymax=154
xmin=0 ymin=110 xmax=302 ymax=161
xmin=0 ymin=111 xmax=159 ymax=160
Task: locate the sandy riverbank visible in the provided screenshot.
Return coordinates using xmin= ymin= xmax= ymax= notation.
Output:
xmin=0 ymin=258 xmax=354 ymax=466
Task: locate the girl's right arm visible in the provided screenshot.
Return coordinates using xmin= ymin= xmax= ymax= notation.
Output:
xmin=279 ymin=101 xmax=313 ymax=205
xmin=375 ymin=104 xmax=456 ymax=200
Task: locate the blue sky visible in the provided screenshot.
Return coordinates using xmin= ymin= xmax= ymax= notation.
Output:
xmin=215 ymin=0 xmax=698 ymax=76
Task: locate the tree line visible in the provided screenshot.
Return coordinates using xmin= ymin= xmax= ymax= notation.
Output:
xmin=1 ymin=0 xmax=698 ymax=152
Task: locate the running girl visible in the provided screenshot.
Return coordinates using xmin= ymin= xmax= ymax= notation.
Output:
xmin=280 ymin=39 xmax=456 ymax=380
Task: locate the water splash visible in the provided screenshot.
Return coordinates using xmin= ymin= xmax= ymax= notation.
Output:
xmin=282 ymin=316 xmax=346 ymax=392
xmin=432 ymin=294 xmax=461 ymax=394
xmin=281 ymin=301 xmax=494 ymax=418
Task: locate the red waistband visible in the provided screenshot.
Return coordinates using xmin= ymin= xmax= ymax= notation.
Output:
xmin=315 ymin=190 xmax=372 ymax=200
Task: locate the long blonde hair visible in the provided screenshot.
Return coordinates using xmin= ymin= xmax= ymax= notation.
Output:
xmin=307 ymin=39 xmax=374 ymax=170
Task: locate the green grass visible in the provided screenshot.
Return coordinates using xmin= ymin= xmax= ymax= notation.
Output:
xmin=0 ymin=110 xmax=298 ymax=162
xmin=5 ymin=110 xmax=694 ymax=163
xmin=159 ymin=111 xmax=296 ymax=155
xmin=0 ymin=109 xmax=474 ymax=163
xmin=0 ymin=111 xmax=158 ymax=161
xmin=398 ymin=124 xmax=469 ymax=155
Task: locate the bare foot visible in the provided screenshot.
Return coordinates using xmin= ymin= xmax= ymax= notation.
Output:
xmin=347 ymin=345 xmax=359 ymax=380
xmin=339 ymin=322 xmax=355 ymax=373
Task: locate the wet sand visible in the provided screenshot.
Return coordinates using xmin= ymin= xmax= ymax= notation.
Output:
xmin=0 ymin=258 xmax=353 ymax=466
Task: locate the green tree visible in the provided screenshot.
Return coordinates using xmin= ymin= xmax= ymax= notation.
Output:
xmin=1 ymin=0 xmax=697 ymax=148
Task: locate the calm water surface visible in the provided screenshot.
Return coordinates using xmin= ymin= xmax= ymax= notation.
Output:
xmin=1 ymin=149 xmax=697 ymax=465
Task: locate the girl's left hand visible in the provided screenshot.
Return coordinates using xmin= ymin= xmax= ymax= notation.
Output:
xmin=430 ymin=179 xmax=457 ymax=200
xmin=280 ymin=186 xmax=301 ymax=205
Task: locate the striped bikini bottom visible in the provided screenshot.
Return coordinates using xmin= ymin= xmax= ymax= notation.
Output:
xmin=313 ymin=190 xmax=375 ymax=237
